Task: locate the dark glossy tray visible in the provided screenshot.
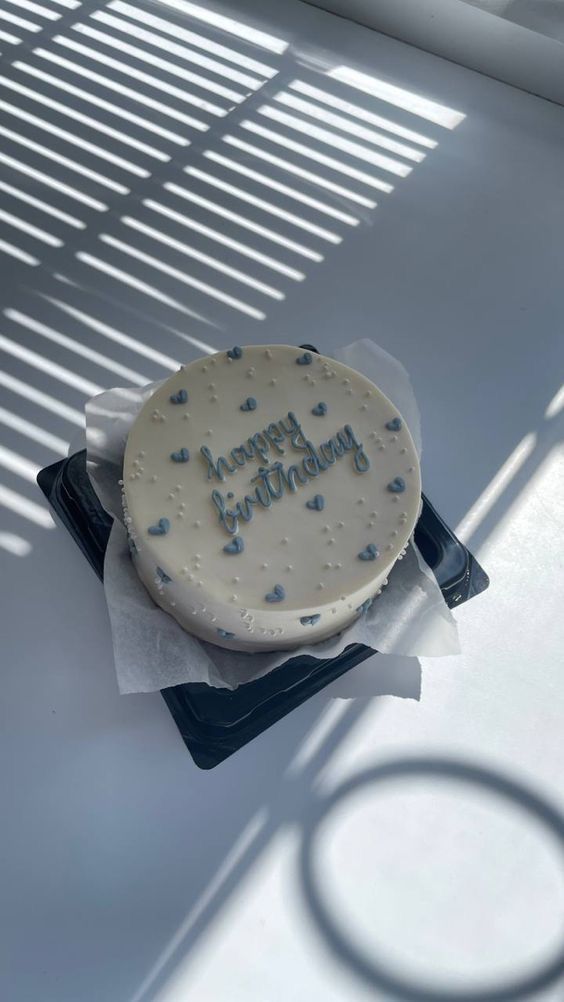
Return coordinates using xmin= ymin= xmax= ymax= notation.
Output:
xmin=38 ymin=447 xmax=488 ymax=768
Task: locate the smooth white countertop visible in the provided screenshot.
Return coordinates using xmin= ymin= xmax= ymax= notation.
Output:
xmin=1 ymin=0 xmax=563 ymax=999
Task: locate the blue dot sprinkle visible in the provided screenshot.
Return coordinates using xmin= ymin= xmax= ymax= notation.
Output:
xmin=386 ymin=416 xmax=402 ymax=432
xmin=170 ymin=389 xmax=187 ymax=405
xmin=311 ymin=401 xmax=327 ymax=416
xmin=300 ymin=614 xmax=320 ymax=626
xmin=170 ymin=447 xmax=190 ymax=463
xmin=387 ymin=477 xmax=406 ymax=493
xmin=240 ymin=397 xmax=257 ymax=412
xmin=265 ymin=584 xmax=285 ymax=603
xmin=148 ymin=517 xmax=170 ymax=536
xmin=358 ymin=543 xmax=379 ymax=561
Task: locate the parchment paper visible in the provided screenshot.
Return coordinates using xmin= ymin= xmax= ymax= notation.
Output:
xmin=86 ymin=340 xmax=459 ymax=693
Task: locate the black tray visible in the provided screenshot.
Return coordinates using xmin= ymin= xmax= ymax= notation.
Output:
xmin=38 ymin=448 xmax=488 ymax=768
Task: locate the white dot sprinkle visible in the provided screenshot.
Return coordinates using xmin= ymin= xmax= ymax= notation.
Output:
xmin=328 ymin=538 xmax=335 ymax=545
xmin=285 ymin=564 xmax=293 ymax=572
xmin=357 ymin=497 xmax=365 ymax=505
xmin=232 ymin=576 xmax=240 ymax=583
xmin=207 ymin=383 xmax=215 ymax=390
xmin=346 ymin=388 xmax=353 ymax=395
xmin=337 ymin=520 xmax=345 ymax=528
xmin=364 ymin=391 xmax=371 ymax=398
xmin=317 ymin=583 xmax=325 ymax=590
xmin=389 ymin=434 xmax=398 ymax=442
xmin=265 ymin=349 xmax=273 ymax=359
xmin=167 ymin=491 xmax=174 ymax=499
xmin=400 ymin=447 xmax=407 ymax=454
xmin=210 ymin=395 xmax=218 ymax=402
xmin=269 ymin=377 xmax=277 ymax=386
xmin=324 ymin=562 xmax=332 ymax=569
xmin=281 ymin=537 xmax=289 ymax=544
xmin=193 ymin=520 xmax=201 ymax=527
xmin=206 ymin=429 xmax=213 ymax=436
xmin=150 ymin=475 xmax=158 ymax=483
xmin=261 ymin=562 xmax=268 ymax=569
xmin=335 ymin=562 xmax=342 ymax=569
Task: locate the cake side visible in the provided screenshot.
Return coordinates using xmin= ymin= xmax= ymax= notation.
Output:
xmin=122 ymin=345 xmax=421 ymax=651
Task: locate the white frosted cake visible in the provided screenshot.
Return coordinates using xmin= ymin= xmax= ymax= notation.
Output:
xmin=122 ymin=345 xmax=421 ymax=652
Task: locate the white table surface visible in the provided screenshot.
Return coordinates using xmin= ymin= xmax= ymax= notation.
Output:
xmin=1 ymin=1 xmax=563 ymax=999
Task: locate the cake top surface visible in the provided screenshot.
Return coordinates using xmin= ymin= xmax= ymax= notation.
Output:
xmin=123 ymin=345 xmax=421 ymax=614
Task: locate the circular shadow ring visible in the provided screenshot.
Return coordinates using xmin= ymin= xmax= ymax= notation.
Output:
xmin=299 ymin=757 xmax=564 ymax=1002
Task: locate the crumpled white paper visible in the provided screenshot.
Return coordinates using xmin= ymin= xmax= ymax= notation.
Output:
xmin=86 ymin=340 xmax=459 ymax=693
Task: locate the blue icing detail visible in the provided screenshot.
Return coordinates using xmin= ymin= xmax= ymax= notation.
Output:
xmin=148 ymin=517 xmax=170 ymax=536
xmin=170 ymin=447 xmax=189 ymax=463
xmin=296 ymin=351 xmax=312 ymax=365
xmin=265 ymin=583 xmax=285 ymax=603
xmin=356 ymin=597 xmax=374 ymax=614
xmin=306 ymin=494 xmax=324 ymax=511
xmin=227 ymin=492 xmax=234 ymax=499
xmin=223 ymin=535 xmax=244 ymax=554
xmin=217 ymin=628 xmax=235 ymax=639
xmin=300 ymin=614 xmax=321 ymax=626
xmin=170 ymin=388 xmax=187 ymax=405
xmin=387 ymin=476 xmax=406 ymax=493
xmin=227 ymin=345 xmax=242 ymax=359
xmin=358 ymin=543 xmax=379 ymax=561
xmin=207 ymin=412 xmax=370 ymax=536
xmin=386 ymin=416 xmax=402 ymax=432
xmin=311 ymin=401 xmax=327 ymax=416
xmin=240 ymin=397 xmax=257 ymax=412
xmin=156 ymin=566 xmax=172 ymax=584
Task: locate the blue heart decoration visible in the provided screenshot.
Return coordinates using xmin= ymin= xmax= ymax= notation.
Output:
xmin=311 ymin=401 xmax=327 ymax=416
xmin=170 ymin=447 xmax=190 ymax=463
xmin=300 ymin=614 xmax=321 ymax=626
xmin=356 ymin=597 xmax=374 ymax=614
xmin=387 ymin=476 xmax=406 ymax=493
xmin=265 ymin=583 xmax=285 ymax=603
xmin=386 ymin=416 xmax=402 ymax=432
xmin=227 ymin=345 xmax=242 ymax=360
xmin=170 ymin=388 xmax=188 ymax=405
xmin=358 ymin=543 xmax=379 ymax=561
xmin=296 ymin=351 xmax=312 ymax=365
xmin=156 ymin=566 xmax=172 ymax=584
xmin=148 ymin=517 xmax=170 ymax=536
xmin=306 ymin=494 xmax=325 ymax=512
xmin=223 ymin=535 xmax=244 ymax=555
xmin=217 ymin=628 xmax=235 ymax=640
xmin=240 ymin=396 xmax=257 ymax=412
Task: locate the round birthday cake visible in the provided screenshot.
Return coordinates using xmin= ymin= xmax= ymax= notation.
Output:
xmin=122 ymin=345 xmax=421 ymax=652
